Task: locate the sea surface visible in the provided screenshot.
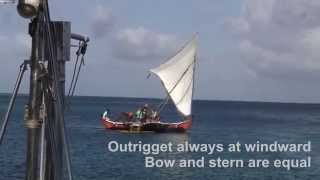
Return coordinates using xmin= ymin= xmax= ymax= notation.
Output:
xmin=0 ymin=94 xmax=320 ymax=180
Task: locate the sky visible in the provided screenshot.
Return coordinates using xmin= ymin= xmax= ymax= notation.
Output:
xmin=1 ymin=0 xmax=320 ymax=103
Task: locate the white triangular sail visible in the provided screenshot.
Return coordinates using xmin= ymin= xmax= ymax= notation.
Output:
xmin=150 ymin=37 xmax=197 ymax=116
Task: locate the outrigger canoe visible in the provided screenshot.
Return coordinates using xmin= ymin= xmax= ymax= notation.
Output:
xmin=101 ymin=113 xmax=192 ymax=133
xmin=101 ymin=35 xmax=198 ymax=133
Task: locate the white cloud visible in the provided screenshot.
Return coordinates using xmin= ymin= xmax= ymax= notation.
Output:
xmin=91 ymin=5 xmax=115 ymax=38
xmin=111 ymin=27 xmax=177 ymax=61
xmin=90 ymin=5 xmax=178 ymax=62
xmin=227 ymin=0 xmax=320 ymax=81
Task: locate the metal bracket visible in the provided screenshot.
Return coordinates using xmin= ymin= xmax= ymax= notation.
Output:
xmin=25 ymin=119 xmax=41 ymax=129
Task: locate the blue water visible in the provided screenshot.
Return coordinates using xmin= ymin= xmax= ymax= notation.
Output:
xmin=0 ymin=95 xmax=320 ymax=180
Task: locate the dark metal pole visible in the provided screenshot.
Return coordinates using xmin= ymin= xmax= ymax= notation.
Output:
xmin=25 ymin=18 xmax=42 ymax=180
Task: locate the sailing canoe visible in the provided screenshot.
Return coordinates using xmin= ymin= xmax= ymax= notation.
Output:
xmin=101 ymin=35 xmax=197 ymax=133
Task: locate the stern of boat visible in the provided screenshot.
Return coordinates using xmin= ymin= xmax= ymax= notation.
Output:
xmin=177 ymin=116 xmax=192 ymax=130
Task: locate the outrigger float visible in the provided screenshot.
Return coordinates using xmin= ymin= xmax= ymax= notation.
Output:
xmin=101 ymin=36 xmax=198 ymax=133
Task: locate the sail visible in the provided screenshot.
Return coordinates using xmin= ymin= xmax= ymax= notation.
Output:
xmin=150 ymin=37 xmax=197 ymax=116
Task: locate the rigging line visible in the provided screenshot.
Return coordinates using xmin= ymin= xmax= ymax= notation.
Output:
xmin=174 ymin=55 xmax=197 ymax=116
xmin=44 ymin=32 xmax=68 ymax=180
xmin=43 ymin=79 xmax=63 ymax=177
xmin=167 ymin=61 xmax=195 ymax=96
xmin=40 ymin=66 xmax=63 ymax=180
xmin=171 ymin=59 xmax=196 ymax=116
xmin=65 ymin=44 xmax=82 ymax=111
xmin=39 ymin=93 xmax=47 ymax=180
xmin=43 ymin=29 xmax=64 ymax=180
xmin=156 ymin=81 xmax=172 ymax=112
xmin=157 ymin=60 xmax=196 ymax=113
xmin=155 ymin=34 xmax=197 ymax=113
xmin=157 ymin=96 xmax=170 ymax=114
xmin=174 ymin=72 xmax=193 ymax=106
xmin=70 ymin=54 xmax=85 ymax=97
xmin=173 ymin=55 xmax=197 ymax=107
xmin=0 ymin=61 xmax=28 ymax=145
xmin=67 ymin=41 xmax=81 ymax=97
xmin=43 ymin=1 xmax=73 ymax=180
xmin=41 ymin=24 xmax=62 ymax=179
xmin=40 ymin=8 xmax=64 ymax=179
xmin=43 ymin=92 xmax=60 ymax=179
xmin=157 ymin=95 xmax=169 ymax=109
xmin=157 ymin=67 xmax=193 ymax=115
xmin=156 ymin=34 xmax=197 ymax=72
xmin=38 ymin=12 xmax=61 ymax=177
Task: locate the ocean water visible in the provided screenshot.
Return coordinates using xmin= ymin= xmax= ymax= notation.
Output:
xmin=0 ymin=95 xmax=320 ymax=180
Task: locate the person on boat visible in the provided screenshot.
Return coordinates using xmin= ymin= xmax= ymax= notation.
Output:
xmin=141 ymin=106 xmax=148 ymax=123
xmin=142 ymin=104 xmax=155 ymax=122
xmin=134 ymin=108 xmax=144 ymax=122
xmin=134 ymin=104 xmax=151 ymax=123
xmin=102 ymin=109 xmax=110 ymax=119
xmin=151 ymin=110 xmax=160 ymax=122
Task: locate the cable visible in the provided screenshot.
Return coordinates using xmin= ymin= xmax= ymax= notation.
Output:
xmin=69 ymin=41 xmax=87 ymax=97
xmin=70 ymin=54 xmax=85 ymax=97
xmin=0 ymin=61 xmax=28 ymax=145
xmin=66 ymin=41 xmax=88 ymax=112
xmin=67 ymin=41 xmax=81 ymax=97
xmin=43 ymin=1 xmax=73 ymax=179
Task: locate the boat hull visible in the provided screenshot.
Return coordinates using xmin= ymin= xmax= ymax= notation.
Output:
xmin=101 ymin=116 xmax=192 ymax=133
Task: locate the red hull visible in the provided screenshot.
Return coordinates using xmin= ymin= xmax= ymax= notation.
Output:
xmin=101 ymin=116 xmax=192 ymax=133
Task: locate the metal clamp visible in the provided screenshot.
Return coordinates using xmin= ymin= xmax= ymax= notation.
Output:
xmin=25 ymin=119 xmax=41 ymax=129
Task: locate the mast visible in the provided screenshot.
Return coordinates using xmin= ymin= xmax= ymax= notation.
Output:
xmin=0 ymin=1 xmax=89 ymax=180
xmin=25 ymin=15 xmax=42 ymax=180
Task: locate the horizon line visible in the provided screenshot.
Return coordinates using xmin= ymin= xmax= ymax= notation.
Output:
xmin=0 ymin=92 xmax=320 ymax=105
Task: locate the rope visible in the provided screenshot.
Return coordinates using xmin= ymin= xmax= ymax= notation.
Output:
xmin=67 ymin=41 xmax=81 ymax=97
xmin=0 ymin=61 xmax=28 ymax=145
xmin=66 ymin=39 xmax=88 ymax=113
xmin=66 ymin=42 xmax=87 ymax=111
xmin=43 ymin=1 xmax=73 ymax=179
xmin=70 ymin=54 xmax=85 ymax=97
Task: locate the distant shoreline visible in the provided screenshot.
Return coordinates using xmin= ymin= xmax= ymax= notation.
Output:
xmin=1 ymin=93 xmax=320 ymax=106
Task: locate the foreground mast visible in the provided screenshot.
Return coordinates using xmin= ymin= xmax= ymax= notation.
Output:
xmin=0 ymin=0 xmax=89 ymax=179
